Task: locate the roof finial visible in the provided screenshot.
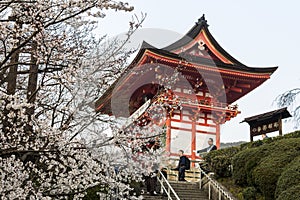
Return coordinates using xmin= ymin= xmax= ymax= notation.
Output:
xmin=197 ymin=14 xmax=207 ymax=25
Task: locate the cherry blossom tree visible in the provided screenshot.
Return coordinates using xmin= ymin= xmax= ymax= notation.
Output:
xmin=0 ymin=1 xmax=165 ymax=199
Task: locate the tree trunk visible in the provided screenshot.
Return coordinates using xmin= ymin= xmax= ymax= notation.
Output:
xmin=25 ymin=43 xmax=38 ymax=134
xmin=2 ymin=22 xmax=21 ymax=134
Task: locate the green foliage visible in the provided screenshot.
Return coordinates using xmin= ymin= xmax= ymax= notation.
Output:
xmin=252 ymin=154 xmax=291 ymax=200
xmin=240 ymin=139 xmax=264 ymax=150
xmin=210 ymin=155 xmax=232 ymax=177
xmin=211 ymin=131 xmax=300 ymax=200
xmin=217 ymin=177 xmax=244 ymax=198
xmin=220 ymin=141 xmax=246 ymax=149
xmin=253 ymin=139 xmax=297 ymax=198
xmin=232 ymin=147 xmax=267 ymax=186
xmin=205 ymin=146 xmax=240 ymax=177
xmin=239 ymin=130 xmax=300 ymax=151
xmin=276 ymin=185 xmax=300 ymax=200
xmin=242 ymin=187 xmax=257 ymax=200
xmin=129 ymin=181 xmax=142 ymax=196
xmin=282 ymin=130 xmax=300 ymax=139
xmin=275 ymin=156 xmax=300 ymax=198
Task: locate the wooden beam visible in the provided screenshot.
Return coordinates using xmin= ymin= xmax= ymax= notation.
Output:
xmin=171 ymin=118 xmax=217 ymax=127
xmin=236 ymin=83 xmax=251 ymax=89
xmin=230 ymin=87 xmax=243 ymax=93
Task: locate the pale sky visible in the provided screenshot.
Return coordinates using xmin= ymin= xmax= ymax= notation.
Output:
xmin=96 ymin=0 xmax=300 ymax=142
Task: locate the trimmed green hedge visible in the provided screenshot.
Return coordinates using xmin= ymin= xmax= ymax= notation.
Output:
xmin=239 ymin=130 xmax=300 ymax=151
xmin=242 ymin=187 xmax=257 ymax=200
xmin=251 ymin=139 xmax=300 ymax=199
xmin=276 ymin=185 xmax=300 ymax=200
xmin=275 ymin=156 xmax=300 ymax=198
xmin=205 ymin=146 xmax=240 ymax=177
xmin=207 ymin=131 xmax=300 ymax=200
xmin=281 ymin=130 xmax=300 ymax=139
xmin=232 ymin=147 xmax=266 ymax=186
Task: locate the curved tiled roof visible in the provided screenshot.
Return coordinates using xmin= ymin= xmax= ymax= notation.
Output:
xmin=95 ymin=15 xmax=278 ymax=114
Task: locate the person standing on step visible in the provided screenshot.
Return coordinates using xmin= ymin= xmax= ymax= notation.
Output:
xmin=196 ymin=138 xmax=217 ymax=154
xmin=174 ymin=150 xmax=189 ymax=181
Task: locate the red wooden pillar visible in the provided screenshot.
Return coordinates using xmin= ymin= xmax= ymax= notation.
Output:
xmin=165 ymin=117 xmax=171 ymax=153
xmin=191 ymin=120 xmax=196 ymax=167
xmin=216 ymin=124 xmax=221 ymax=149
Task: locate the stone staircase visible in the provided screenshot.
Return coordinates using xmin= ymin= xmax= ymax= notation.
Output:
xmin=142 ymin=194 xmax=166 ymax=200
xmin=142 ymin=181 xmax=208 ymax=200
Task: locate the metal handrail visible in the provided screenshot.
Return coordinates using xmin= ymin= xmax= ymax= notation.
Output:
xmin=198 ymin=166 xmax=234 ymax=200
xmin=157 ymin=170 xmax=180 ymax=200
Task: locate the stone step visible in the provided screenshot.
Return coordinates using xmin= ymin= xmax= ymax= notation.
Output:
xmin=164 ymin=181 xmax=208 ymax=200
xmin=174 ymin=198 xmax=208 ymax=200
xmin=170 ymin=190 xmax=205 ymax=193
xmin=177 ymin=194 xmax=208 ymax=198
xmin=143 ymin=196 xmax=207 ymax=200
xmin=146 ymin=194 xmax=203 ymax=200
xmin=142 ymin=194 xmax=166 ymax=200
xmin=169 ymin=181 xmax=199 ymax=185
xmin=171 ymin=188 xmax=200 ymax=191
xmin=143 ymin=192 xmax=208 ymax=200
xmin=169 ymin=184 xmax=199 ymax=189
xmin=151 ymin=178 xmax=210 ymax=200
xmin=168 ymin=195 xmax=208 ymax=200
xmin=169 ymin=182 xmax=199 ymax=186
xmin=171 ymin=191 xmax=208 ymax=197
xmin=170 ymin=186 xmax=199 ymax=190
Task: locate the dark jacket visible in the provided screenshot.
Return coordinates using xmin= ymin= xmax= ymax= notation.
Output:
xmin=197 ymin=145 xmax=217 ymax=154
xmin=176 ymin=156 xmax=188 ymax=169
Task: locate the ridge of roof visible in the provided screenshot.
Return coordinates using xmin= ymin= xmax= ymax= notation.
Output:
xmin=162 ymin=14 xmax=208 ymax=52
xmin=242 ymin=107 xmax=292 ymax=123
xmin=131 ymin=47 xmax=278 ymax=74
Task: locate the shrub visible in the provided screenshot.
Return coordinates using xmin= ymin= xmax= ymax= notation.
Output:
xmin=252 ymin=138 xmax=300 ymax=200
xmin=240 ymin=139 xmax=263 ymax=150
xmin=209 ymin=155 xmax=232 ymax=177
xmin=252 ymin=154 xmax=288 ymax=200
xmin=205 ymin=146 xmax=240 ymax=177
xmin=242 ymin=187 xmax=257 ymax=200
xmin=232 ymin=147 xmax=267 ymax=186
xmin=275 ymin=156 xmax=300 ymax=198
xmin=282 ymin=130 xmax=300 ymax=139
xmin=276 ymin=185 xmax=300 ymax=200
xmin=205 ymin=131 xmax=300 ymax=200
xmin=129 ymin=181 xmax=142 ymax=197
xmin=239 ymin=130 xmax=300 ymax=151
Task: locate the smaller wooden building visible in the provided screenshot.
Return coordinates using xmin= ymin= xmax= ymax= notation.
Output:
xmin=242 ymin=107 xmax=292 ymax=141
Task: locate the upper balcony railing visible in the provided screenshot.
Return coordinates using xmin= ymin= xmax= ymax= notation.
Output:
xmin=155 ymin=95 xmax=238 ymax=112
